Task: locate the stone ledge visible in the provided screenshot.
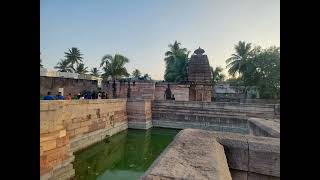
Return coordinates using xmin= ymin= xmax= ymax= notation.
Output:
xmin=141 ymin=129 xmax=232 ymax=180
xmin=211 ymin=131 xmax=280 ymax=177
xmin=141 ymin=129 xmax=279 ymax=179
xmin=152 ymin=120 xmax=248 ymax=134
xmin=128 ymin=121 xmax=152 ymax=129
xmin=248 ymin=118 xmax=280 ymax=138
xmin=70 ymin=122 xmax=128 ymax=152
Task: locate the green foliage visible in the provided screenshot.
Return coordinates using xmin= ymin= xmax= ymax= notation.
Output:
xmin=132 ymin=69 xmax=141 ymax=78
xmin=226 ymin=41 xmax=280 ymax=99
xmin=141 ymin=73 xmax=152 ymax=80
xmin=55 ymin=48 xmax=86 ymax=73
xmin=100 ymin=54 xmax=130 ymax=80
xmin=90 ymin=67 xmax=100 ymax=77
xmin=226 ymin=41 xmax=252 ymax=77
xmin=54 ymin=59 xmax=73 ymax=72
xmin=64 ymin=47 xmax=83 ymax=69
xmin=210 ymin=66 xmax=225 ymax=84
xmin=164 ymin=41 xmax=189 ymax=82
xmin=74 ymin=63 xmax=89 ymax=74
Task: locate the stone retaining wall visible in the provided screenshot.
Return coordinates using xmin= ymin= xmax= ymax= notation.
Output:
xmin=154 ymin=83 xmax=190 ymax=101
xmin=40 ymin=99 xmax=128 ymax=180
xmin=141 ymin=129 xmax=280 ymax=180
xmin=40 ymin=76 xmax=98 ymax=96
xmin=152 ymin=101 xmax=280 ymax=136
xmin=127 ymin=99 xmax=153 ymax=129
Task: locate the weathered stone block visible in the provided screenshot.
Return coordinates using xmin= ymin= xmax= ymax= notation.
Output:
xmin=80 ymin=120 xmax=92 ymax=127
xmin=141 ymin=129 xmax=231 ymax=180
xmin=66 ymin=122 xmax=80 ymax=131
xmin=248 ymin=136 xmax=280 ymax=177
xmin=41 ymin=139 xmax=57 ymax=151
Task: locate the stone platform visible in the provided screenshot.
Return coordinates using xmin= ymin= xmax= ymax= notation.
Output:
xmin=141 ymin=129 xmax=280 ymax=180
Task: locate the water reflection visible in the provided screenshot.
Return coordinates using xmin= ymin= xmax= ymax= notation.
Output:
xmin=73 ymin=128 xmax=180 ymax=180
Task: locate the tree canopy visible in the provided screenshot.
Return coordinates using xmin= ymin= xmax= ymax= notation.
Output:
xmin=100 ymin=54 xmax=130 ymax=80
xmin=225 ymin=41 xmax=280 ymax=99
xmin=132 ymin=69 xmax=142 ymax=79
xmin=90 ymin=67 xmax=100 ymax=77
xmin=54 ymin=59 xmax=73 ymax=72
xmin=164 ymin=41 xmax=189 ymax=82
xmin=210 ymin=66 xmax=225 ymax=84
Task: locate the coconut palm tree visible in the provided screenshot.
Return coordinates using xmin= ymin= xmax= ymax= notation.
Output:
xmin=164 ymin=41 xmax=189 ymax=82
xmin=210 ymin=66 xmax=225 ymax=83
xmin=100 ymin=54 xmax=130 ymax=80
xmin=64 ymin=47 xmax=83 ymax=69
xmin=226 ymin=41 xmax=252 ymax=77
xmin=54 ymin=59 xmax=73 ymax=72
xmin=90 ymin=67 xmax=100 ymax=77
xmin=132 ymin=69 xmax=141 ymax=79
xmin=74 ymin=63 xmax=88 ymax=74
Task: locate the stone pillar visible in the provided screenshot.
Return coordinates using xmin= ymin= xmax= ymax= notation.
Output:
xmin=126 ymin=99 xmax=153 ymax=129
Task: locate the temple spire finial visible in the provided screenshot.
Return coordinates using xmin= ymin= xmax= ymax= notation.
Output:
xmin=194 ymin=47 xmax=205 ymax=55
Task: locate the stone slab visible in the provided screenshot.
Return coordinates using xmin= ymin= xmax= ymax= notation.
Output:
xmin=141 ymin=129 xmax=232 ymax=180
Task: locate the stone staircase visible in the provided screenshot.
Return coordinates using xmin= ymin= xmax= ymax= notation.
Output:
xmin=151 ymin=101 xmax=279 ymax=134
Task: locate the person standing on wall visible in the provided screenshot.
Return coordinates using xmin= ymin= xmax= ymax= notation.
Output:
xmin=43 ymin=91 xmax=55 ymax=100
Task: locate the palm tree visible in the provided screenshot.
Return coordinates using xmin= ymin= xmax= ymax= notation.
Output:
xmin=210 ymin=66 xmax=225 ymax=83
xmin=54 ymin=59 xmax=73 ymax=72
xmin=164 ymin=41 xmax=189 ymax=82
xmin=74 ymin=63 xmax=88 ymax=74
xmin=90 ymin=67 xmax=100 ymax=77
xmin=100 ymin=54 xmax=130 ymax=80
xmin=226 ymin=41 xmax=252 ymax=77
xmin=64 ymin=47 xmax=83 ymax=69
xmin=132 ymin=69 xmax=141 ymax=78
xmin=142 ymin=73 xmax=151 ymax=80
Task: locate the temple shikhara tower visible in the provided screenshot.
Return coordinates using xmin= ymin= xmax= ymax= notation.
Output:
xmin=188 ymin=47 xmax=212 ymax=102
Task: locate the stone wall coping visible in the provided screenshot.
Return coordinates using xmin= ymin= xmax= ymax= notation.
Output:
xmin=141 ymin=128 xmax=232 ymax=180
xmin=248 ymin=118 xmax=280 ymax=138
xmin=142 ymin=129 xmax=280 ymax=179
xmin=40 ymin=98 xmax=127 ymax=104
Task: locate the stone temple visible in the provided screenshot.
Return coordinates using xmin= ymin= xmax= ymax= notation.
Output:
xmin=188 ymin=47 xmax=213 ymax=102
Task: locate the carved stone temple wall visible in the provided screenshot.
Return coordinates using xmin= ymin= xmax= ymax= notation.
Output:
xmin=188 ymin=47 xmax=213 ymax=102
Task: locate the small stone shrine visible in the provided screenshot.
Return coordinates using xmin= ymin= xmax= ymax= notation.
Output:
xmin=188 ymin=47 xmax=212 ymax=102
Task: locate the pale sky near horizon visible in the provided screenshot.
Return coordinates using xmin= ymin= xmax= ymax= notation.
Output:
xmin=40 ymin=0 xmax=280 ymax=80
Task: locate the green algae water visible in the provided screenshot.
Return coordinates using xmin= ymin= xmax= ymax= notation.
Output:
xmin=73 ymin=128 xmax=180 ymax=180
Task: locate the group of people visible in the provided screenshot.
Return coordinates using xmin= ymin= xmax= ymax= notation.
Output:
xmin=76 ymin=91 xmax=108 ymax=100
xmin=43 ymin=92 xmax=66 ymax=100
xmin=43 ymin=90 xmax=108 ymax=100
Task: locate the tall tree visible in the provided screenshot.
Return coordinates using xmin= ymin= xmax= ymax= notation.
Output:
xmin=164 ymin=41 xmax=189 ymax=82
xmin=90 ymin=67 xmax=100 ymax=77
xmin=210 ymin=66 xmax=225 ymax=84
xmin=64 ymin=47 xmax=83 ymax=69
xmin=142 ymin=73 xmax=151 ymax=80
xmin=247 ymin=46 xmax=280 ymax=99
xmin=226 ymin=41 xmax=252 ymax=77
xmin=54 ymin=59 xmax=73 ymax=72
xmin=74 ymin=63 xmax=88 ymax=74
xmin=132 ymin=69 xmax=141 ymax=78
xmin=100 ymin=54 xmax=130 ymax=80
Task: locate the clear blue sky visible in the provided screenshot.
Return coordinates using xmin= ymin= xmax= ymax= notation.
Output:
xmin=40 ymin=0 xmax=279 ymax=80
